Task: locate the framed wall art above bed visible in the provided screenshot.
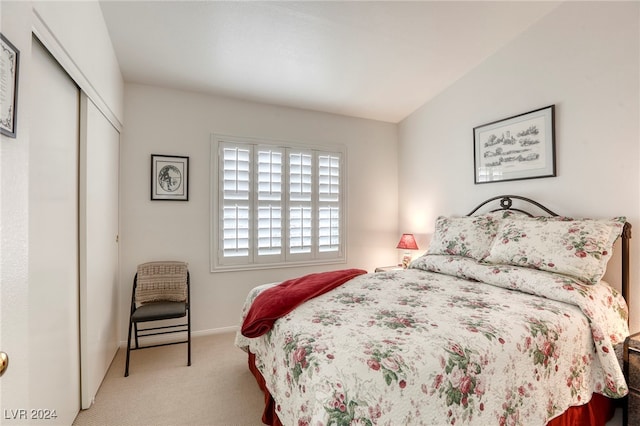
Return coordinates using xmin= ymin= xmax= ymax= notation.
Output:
xmin=474 ymin=106 xmax=556 ymax=184
xmin=236 ymin=195 xmax=631 ymax=426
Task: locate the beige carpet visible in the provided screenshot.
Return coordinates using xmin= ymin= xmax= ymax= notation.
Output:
xmin=73 ymin=332 xmax=265 ymax=426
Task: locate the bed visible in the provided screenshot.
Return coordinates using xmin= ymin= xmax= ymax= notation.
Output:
xmin=235 ymin=195 xmax=632 ymax=426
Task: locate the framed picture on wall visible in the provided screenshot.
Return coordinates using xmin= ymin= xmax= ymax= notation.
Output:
xmin=151 ymin=154 xmax=189 ymax=201
xmin=0 ymin=33 xmax=19 ymax=138
xmin=473 ymin=105 xmax=556 ymax=184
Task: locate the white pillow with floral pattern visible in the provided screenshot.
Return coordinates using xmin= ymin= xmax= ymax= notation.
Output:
xmin=426 ymin=211 xmax=514 ymax=261
xmin=485 ymin=217 xmax=626 ymax=285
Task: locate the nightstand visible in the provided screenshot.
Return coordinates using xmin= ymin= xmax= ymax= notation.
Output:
xmin=624 ymin=332 xmax=640 ymax=426
xmin=374 ymin=265 xmax=404 ymax=272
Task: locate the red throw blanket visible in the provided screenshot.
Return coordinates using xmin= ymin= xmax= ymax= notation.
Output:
xmin=241 ymin=268 xmax=367 ymax=338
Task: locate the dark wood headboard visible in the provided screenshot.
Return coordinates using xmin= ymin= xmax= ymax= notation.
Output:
xmin=466 ymin=195 xmax=632 ymax=303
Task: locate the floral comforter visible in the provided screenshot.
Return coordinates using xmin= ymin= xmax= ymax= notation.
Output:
xmin=235 ymin=255 xmax=629 ymax=426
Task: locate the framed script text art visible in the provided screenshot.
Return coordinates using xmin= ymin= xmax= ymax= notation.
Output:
xmin=151 ymin=154 xmax=189 ymax=201
xmin=473 ymin=105 xmax=555 ymax=184
xmin=0 ymin=33 xmax=19 ymax=138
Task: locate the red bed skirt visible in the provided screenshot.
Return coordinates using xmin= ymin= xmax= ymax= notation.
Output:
xmin=248 ymin=352 xmax=616 ymax=426
xmin=546 ymin=393 xmax=615 ymax=426
xmin=249 ymin=352 xmax=284 ymax=426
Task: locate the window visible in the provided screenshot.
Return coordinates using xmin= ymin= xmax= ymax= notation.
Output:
xmin=211 ymin=134 xmax=345 ymax=271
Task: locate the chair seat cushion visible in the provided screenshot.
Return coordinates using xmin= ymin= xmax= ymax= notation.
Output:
xmin=132 ymin=301 xmax=187 ymax=322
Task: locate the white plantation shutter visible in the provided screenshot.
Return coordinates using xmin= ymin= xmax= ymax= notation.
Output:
xmin=212 ymin=135 xmax=344 ymax=270
xmin=288 ymin=152 xmax=313 ymax=255
xmin=220 ymin=145 xmax=250 ymax=261
xmin=222 ymin=205 xmax=249 ymax=256
xmin=318 ymin=154 xmax=341 ymax=254
xmin=256 ymin=147 xmax=284 ymax=260
xmin=289 ymin=205 xmax=312 ymax=254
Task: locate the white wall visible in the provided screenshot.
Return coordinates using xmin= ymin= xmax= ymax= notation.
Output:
xmin=1 ymin=1 xmax=33 ymax=410
xmin=119 ymin=84 xmax=398 ymax=338
xmin=398 ymin=2 xmax=640 ymax=331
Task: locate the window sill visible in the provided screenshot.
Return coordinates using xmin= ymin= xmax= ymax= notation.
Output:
xmin=210 ymin=258 xmax=347 ymax=273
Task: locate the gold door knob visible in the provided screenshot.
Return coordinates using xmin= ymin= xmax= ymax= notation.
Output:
xmin=0 ymin=352 xmax=8 ymax=377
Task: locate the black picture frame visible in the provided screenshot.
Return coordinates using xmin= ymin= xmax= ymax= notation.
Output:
xmin=0 ymin=33 xmax=19 ymax=138
xmin=473 ymin=105 xmax=556 ymax=184
xmin=151 ymin=154 xmax=189 ymax=201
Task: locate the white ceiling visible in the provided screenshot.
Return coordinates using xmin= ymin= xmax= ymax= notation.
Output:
xmin=99 ymin=1 xmax=560 ymax=123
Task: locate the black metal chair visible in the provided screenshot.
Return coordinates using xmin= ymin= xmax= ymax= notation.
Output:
xmin=124 ymin=261 xmax=191 ymax=377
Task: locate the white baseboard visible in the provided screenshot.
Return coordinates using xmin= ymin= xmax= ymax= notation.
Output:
xmin=193 ymin=325 xmax=239 ymax=337
xmin=118 ymin=325 xmax=240 ymax=348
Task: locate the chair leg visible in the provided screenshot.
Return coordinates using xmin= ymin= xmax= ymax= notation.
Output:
xmin=187 ymin=308 xmax=192 ymax=367
xmin=124 ymin=319 xmax=133 ymax=377
xmin=134 ymin=322 xmax=139 ymax=348
xmin=187 ymin=333 xmax=192 ymax=367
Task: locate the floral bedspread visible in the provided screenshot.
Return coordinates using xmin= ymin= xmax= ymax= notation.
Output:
xmin=235 ymin=255 xmax=629 ymax=426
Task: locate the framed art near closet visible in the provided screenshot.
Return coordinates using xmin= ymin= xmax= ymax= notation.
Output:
xmin=151 ymin=154 xmax=189 ymax=201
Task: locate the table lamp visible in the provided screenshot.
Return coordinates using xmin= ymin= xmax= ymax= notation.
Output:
xmin=396 ymin=233 xmax=419 ymax=268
